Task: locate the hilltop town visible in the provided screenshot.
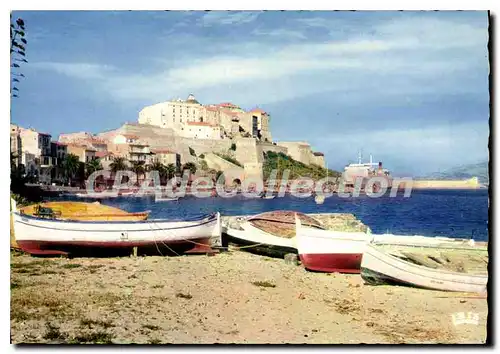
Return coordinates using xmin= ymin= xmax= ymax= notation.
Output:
xmin=10 ymin=94 xmax=327 ymax=187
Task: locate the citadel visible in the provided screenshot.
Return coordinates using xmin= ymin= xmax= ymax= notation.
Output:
xmin=11 ymin=94 xmax=326 ymax=185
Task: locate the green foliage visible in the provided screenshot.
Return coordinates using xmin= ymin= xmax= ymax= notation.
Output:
xmin=129 ymin=161 xmax=146 ymax=184
xmin=199 ymin=153 xmax=205 ymax=159
xmin=11 ymin=16 xmax=27 ymax=98
xmin=182 ymin=162 xmax=197 ymax=174
xmin=85 ymin=158 xmax=102 ymax=177
xmin=165 ymin=163 xmax=176 ymax=178
xmin=149 ymin=162 xmax=166 ymax=181
xmin=10 ymin=192 xmax=29 ymax=207
xmin=189 ymin=147 xmax=196 ymax=157
xmin=10 ymin=153 xmax=26 ymax=193
xmin=199 ymin=160 xmax=209 ymax=171
xmin=216 ymin=170 xmax=224 ymax=182
xmin=109 ymin=157 xmax=127 ymax=173
xmin=214 ymin=153 xmax=243 ymax=167
xmin=263 ymin=151 xmax=341 ymax=180
xmin=230 ymin=143 xmax=237 ymax=151
xmin=63 ymin=154 xmax=80 ymax=185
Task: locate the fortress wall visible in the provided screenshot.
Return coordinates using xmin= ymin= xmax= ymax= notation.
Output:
xmin=204 ymin=153 xmax=245 ymax=173
xmin=311 ymin=155 xmax=326 ymax=168
xmin=234 ymin=137 xmax=262 ymax=165
xmin=176 ymin=137 xmax=232 ymax=165
xmin=276 ymin=141 xmax=313 ymax=165
xmin=244 ymin=162 xmax=263 ymax=180
xmin=97 ymin=123 xmax=231 ymax=165
xmin=258 ymin=142 xmax=288 ymax=156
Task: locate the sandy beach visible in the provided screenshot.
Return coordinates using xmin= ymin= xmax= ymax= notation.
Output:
xmin=10 ymin=249 xmax=488 ymax=344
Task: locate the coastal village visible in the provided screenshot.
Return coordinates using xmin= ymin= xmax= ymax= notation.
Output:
xmin=11 ymin=94 xmax=328 ymax=189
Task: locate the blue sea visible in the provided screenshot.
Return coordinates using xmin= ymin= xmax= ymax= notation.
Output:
xmin=57 ymin=189 xmax=490 ymax=241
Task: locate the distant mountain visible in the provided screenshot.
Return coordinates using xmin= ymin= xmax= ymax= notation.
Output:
xmin=423 ymin=161 xmax=489 ymax=185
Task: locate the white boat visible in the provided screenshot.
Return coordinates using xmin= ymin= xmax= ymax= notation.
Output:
xmin=75 ymin=190 xmax=119 ymax=199
xmin=11 ymin=198 xmax=221 ymax=256
xmin=262 ymin=195 xmax=275 ymax=200
xmin=295 ymin=215 xmax=372 ymax=273
xmin=223 ymin=211 xmax=323 ymax=254
xmin=295 ymin=215 xmax=476 ymax=273
xmin=314 ymin=195 xmax=325 ymax=204
xmin=155 ymin=196 xmax=179 ymax=202
xmin=360 ymin=243 xmax=488 ymax=293
xmin=371 ymin=233 xmax=477 ymax=247
xmin=224 ymin=221 xmax=296 ymax=250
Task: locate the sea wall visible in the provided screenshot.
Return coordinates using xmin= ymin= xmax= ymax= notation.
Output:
xmin=397 ymin=177 xmax=480 ymax=190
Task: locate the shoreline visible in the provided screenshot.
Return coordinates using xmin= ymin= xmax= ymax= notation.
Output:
xmin=10 ymin=250 xmax=487 ymax=344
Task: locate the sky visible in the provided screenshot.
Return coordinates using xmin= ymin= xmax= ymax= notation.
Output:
xmin=10 ymin=10 xmax=490 ymax=176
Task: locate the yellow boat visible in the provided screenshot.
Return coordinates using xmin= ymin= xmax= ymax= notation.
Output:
xmin=19 ymin=201 xmax=150 ymax=221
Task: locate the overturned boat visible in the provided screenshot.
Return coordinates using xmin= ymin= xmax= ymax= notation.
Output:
xmin=223 ymin=210 xmax=325 ymax=256
xmin=295 ymin=216 xmax=371 ymax=273
xmin=295 ymin=214 xmax=484 ymax=274
xmin=360 ymin=243 xmax=488 ymax=293
xmin=11 ymin=199 xmax=221 ymax=256
xmin=19 ymin=201 xmax=150 ymax=221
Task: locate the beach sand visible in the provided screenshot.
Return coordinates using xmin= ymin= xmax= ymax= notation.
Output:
xmin=10 ymin=250 xmax=488 ymax=344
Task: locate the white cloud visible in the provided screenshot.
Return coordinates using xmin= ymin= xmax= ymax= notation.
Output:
xmin=31 ymin=15 xmax=487 ymax=108
xmin=198 ymin=11 xmax=261 ymax=26
xmin=31 ymin=62 xmax=116 ymax=80
xmin=251 ymin=27 xmax=307 ymax=39
xmin=295 ymin=17 xmax=333 ymax=28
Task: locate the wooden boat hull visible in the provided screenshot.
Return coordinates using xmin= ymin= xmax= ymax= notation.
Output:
xmin=295 ymin=215 xmax=371 ymax=273
xmin=224 ymin=222 xmax=297 ymax=255
xmin=295 ymin=214 xmax=479 ymax=273
xmin=299 ymin=253 xmax=363 ymax=274
xmin=12 ymin=204 xmax=221 ymax=256
xmin=15 ymin=238 xmax=213 ymax=256
xmin=20 ymin=201 xmax=149 ymax=221
xmin=360 ymin=244 xmax=488 ymax=293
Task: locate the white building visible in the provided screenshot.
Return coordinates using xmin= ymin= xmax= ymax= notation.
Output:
xmin=180 ymin=121 xmax=222 ymax=140
xmin=10 ymin=125 xmax=53 ymax=181
xmin=138 ymin=94 xmax=205 ymax=129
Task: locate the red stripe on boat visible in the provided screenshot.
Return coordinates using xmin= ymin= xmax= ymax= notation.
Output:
xmin=299 ymin=253 xmax=363 ymax=274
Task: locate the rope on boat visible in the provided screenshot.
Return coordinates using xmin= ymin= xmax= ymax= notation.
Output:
xmin=143 ymin=213 xmax=269 ymax=254
xmin=145 ymin=220 xmax=181 ymax=257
